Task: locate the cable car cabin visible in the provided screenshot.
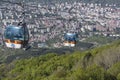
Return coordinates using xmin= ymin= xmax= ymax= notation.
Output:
xmin=4 ymin=25 xmax=29 ymax=49
xmin=64 ymin=33 xmax=77 ymax=47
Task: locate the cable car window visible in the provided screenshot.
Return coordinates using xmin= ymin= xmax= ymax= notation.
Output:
xmin=14 ymin=28 xmax=23 ymax=40
xmin=65 ymin=33 xmax=77 ymax=41
xmin=4 ymin=26 xmax=24 ymax=40
xmin=4 ymin=25 xmax=29 ymax=41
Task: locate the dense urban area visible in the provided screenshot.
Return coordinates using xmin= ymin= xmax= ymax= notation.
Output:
xmin=0 ymin=1 xmax=120 ymax=48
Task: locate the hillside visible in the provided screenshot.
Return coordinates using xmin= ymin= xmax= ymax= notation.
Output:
xmin=1 ymin=41 xmax=120 ymax=80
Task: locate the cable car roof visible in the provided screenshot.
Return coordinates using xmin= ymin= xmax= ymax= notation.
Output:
xmin=6 ymin=25 xmax=22 ymax=29
xmin=66 ymin=33 xmax=77 ymax=36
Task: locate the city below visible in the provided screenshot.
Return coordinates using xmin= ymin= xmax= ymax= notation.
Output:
xmin=0 ymin=1 xmax=120 ymax=49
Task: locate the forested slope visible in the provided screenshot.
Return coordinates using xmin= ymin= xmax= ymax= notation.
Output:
xmin=1 ymin=41 xmax=120 ymax=80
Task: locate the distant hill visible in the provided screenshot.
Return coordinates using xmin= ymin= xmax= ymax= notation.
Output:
xmin=0 ymin=40 xmax=120 ymax=79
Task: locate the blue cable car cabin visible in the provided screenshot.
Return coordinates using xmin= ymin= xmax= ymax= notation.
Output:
xmin=64 ymin=33 xmax=77 ymax=47
xmin=4 ymin=25 xmax=29 ymax=49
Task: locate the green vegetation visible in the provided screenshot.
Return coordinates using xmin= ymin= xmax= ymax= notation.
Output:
xmin=85 ymin=35 xmax=116 ymax=45
xmin=1 ymin=40 xmax=120 ymax=80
